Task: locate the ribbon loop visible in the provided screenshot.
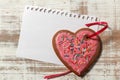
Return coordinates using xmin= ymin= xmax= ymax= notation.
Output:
xmin=85 ymin=22 xmax=108 ymax=38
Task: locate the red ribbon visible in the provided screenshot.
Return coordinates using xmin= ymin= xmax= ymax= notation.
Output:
xmin=44 ymin=21 xmax=108 ymax=79
xmin=44 ymin=70 xmax=71 ymax=79
xmin=85 ymin=21 xmax=108 ymax=38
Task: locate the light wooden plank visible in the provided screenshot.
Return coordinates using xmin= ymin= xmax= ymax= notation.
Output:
xmin=0 ymin=0 xmax=120 ymax=80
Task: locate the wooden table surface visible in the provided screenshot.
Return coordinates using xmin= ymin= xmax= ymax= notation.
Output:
xmin=0 ymin=0 xmax=120 ymax=80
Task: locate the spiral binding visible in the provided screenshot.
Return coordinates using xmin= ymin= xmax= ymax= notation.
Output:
xmin=26 ymin=6 xmax=98 ymax=21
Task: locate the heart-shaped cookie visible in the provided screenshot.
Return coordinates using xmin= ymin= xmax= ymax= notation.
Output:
xmin=52 ymin=28 xmax=102 ymax=76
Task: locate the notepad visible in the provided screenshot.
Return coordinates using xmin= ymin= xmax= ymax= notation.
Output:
xmin=16 ymin=5 xmax=99 ymax=65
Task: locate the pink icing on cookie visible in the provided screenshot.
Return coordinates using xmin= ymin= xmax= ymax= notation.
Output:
xmin=55 ymin=29 xmax=99 ymax=74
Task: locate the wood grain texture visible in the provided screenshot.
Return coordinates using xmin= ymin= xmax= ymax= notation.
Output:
xmin=0 ymin=0 xmax=120 ymax=80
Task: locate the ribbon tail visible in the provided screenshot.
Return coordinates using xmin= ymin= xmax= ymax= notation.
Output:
xmin=44 ymin=70 xmax=71 ymax=79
